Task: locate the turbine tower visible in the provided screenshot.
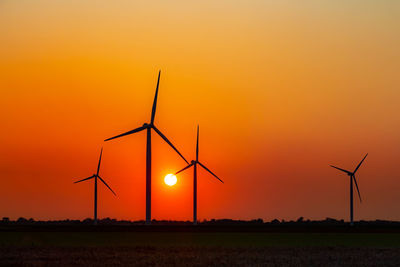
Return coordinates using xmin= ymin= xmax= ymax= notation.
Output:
xmin=330 ymin=153 xmax=368 ymax=226
xmin=74 ymin=147 xmax=116 ymax=225
xmin=104 ymin=70 xmax=188 ymax=225
xmin=175 ymin=126 xmax=223 ymax=225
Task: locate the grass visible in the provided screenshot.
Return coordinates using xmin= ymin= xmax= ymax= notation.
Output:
xmin=0 ymin=232 xmax=400 ymax=247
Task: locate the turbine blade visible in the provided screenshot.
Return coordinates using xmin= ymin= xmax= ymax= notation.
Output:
xmin=353 ymin=175 xmax=362 ymax=203
xmin=96 ymin=147 xmax=103 ymax=175
xmin=74 ymin=175 xmax=95 ymax=184
xmin=104 ymin=125 xmax=147 ymax=142
xmin=330 ymin=165 xmax=352 ymax=175
xmin=98 ymin=176 xmax=117 ymax=196
xmin=175 ymin=163 xmax=193 ymax=175
xmin=150 ymin=70 xmax=161 ymax=124
xmin=196 ymin=125 xmax=199 ymax=162
xmin=198 ymin=162 xmax=224 ymax=183
xmin=152 ymin=125 xmax=189 ymax=164
xmin=353 ymin=153 xmax=368 ymax=174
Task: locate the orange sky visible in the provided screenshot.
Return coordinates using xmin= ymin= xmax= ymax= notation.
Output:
xmin=0 ymin=1 xmax=400 ymax=221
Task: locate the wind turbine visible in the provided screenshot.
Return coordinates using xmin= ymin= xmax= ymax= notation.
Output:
xmin=175 ymin=126 xmax=223 ymax=225
xmin=330 ymin=153 xmax=368 ymax=226
xmin=104 ymin=70 xmax=188 ymax=225
xmin=74 ymin=147 xmax=116 ymax=225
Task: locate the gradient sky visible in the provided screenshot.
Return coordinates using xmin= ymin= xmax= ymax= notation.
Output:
xmin=1 ymin=0 xmax=399 ymax=221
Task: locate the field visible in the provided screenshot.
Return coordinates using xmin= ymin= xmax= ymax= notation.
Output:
xmin=1 ymin=227 xmax=400 ymax=266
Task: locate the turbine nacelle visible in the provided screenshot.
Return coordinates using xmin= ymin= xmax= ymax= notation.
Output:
xmin=191 ymin=160 xmax=196 ymax=164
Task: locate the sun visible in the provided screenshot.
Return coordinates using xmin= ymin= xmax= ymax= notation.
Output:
xmin=164 ymin=174 xmax=177 ymax=186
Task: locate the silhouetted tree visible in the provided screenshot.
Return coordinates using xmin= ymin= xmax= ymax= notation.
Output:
xmin=17 ymin=217 xmax=28 ymax=223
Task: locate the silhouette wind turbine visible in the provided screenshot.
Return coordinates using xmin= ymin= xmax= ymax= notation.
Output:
xmin=175 ymin=126 xmax=223 ymax=225
xmin=330 ymin=153 xmax=368 ymax=226
xmin=74 ymin=148 xmax=116 ymax=225
xmin=104 ymin=70 xmax=188 ymax=225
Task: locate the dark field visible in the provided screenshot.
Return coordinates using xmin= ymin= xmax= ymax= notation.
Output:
xmin=1 ymin=246 xmax=400 ymax=266
xmin=1 ymin=228 xmax=400 ymax=266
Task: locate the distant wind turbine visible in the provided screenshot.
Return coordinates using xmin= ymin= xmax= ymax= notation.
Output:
xmin=330 ymin=153 xmax=368 ymax=226
xmin=104 ymin=70 xmax=188 ymax=225
xmin=74 ymin=147 xmax=116 ymax=225
xmin=175 ymin=126 xmax=223 ymax=225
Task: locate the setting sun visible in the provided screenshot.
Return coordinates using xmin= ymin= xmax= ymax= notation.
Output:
xmin=164 ymin=174 xmax=177 ymax=186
